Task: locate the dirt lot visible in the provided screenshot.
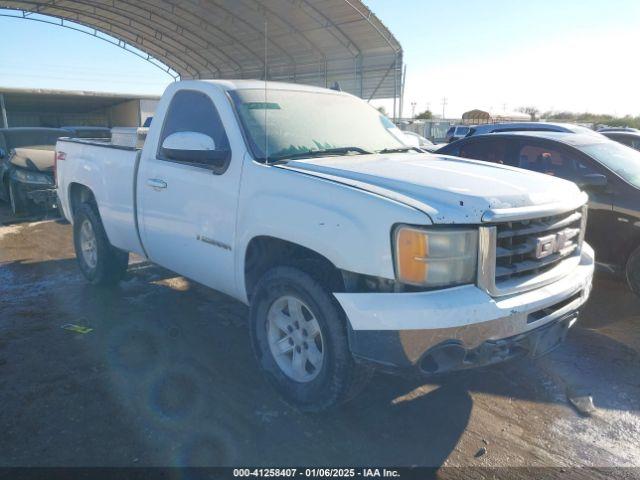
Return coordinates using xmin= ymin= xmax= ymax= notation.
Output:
xmin=0 ymin=203 xmax=639 ymax=471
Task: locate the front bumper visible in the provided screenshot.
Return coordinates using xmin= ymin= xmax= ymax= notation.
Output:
xmin=10 ymin=170 xmax=57 ymax=207
xmin=335 ymin=244 xmax=594 ymax=374
xmin=26 ymin=187 xmax=58 ymax=207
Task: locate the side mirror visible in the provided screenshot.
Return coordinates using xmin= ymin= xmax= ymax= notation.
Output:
xmin=160 ymin=131 xmax=229 ymax=168
xmin=578 ymin=173 xmax=608 ymax=189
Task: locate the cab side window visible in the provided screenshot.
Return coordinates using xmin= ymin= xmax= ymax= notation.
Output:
xmin=159 ymin=90 xmax=230 ymax=158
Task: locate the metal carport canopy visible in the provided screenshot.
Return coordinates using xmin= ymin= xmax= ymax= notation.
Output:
xmin=1 ymin=1 xmax=403 ymax=102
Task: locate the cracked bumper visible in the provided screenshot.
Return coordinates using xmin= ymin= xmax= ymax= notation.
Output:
xmin=334 ymin=244 xmax=595 ymax=372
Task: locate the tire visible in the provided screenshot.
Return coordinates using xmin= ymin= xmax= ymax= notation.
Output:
xmin=73 ymin=202 xmax=129 ymax=286
xmin=250 ymin=266 xmax=372 ymax=412
xmin=8 ymin=179 xmax=28 ymax=216
xmin=626 ymin=246 xmax=640 ymax=297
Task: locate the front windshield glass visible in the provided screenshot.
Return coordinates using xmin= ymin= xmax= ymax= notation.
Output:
xmin=230 ymin=89 xmax=407 ymax=161
xmin=580 ymin=141 xmax=640 ymax=188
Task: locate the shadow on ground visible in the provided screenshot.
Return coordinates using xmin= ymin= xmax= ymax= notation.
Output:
xmin=1 ymin=219 xmax=639 ymax=468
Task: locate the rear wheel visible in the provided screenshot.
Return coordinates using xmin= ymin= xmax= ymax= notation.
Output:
xmin=73 ymin=202 xmax=129 ymax=286
xmin=626 ymin=246 xmax=640 ymax=297
xmin=250 ymin=266 xmax=372 ymax=412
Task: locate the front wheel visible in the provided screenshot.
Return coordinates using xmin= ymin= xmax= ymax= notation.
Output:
xmin=626 ymin=246 xmax=640 ymax=297
xmin=73 ymin=202 xmax=129 ymax=286
xmin=250 ymin=266 xmax=372 ymax=412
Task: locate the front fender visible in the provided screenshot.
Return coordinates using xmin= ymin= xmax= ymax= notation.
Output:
xmin=235 ymin=162 xmax=430 ymax=300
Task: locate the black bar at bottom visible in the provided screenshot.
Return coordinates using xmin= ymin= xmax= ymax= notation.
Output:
xmin=0 ymin=467 xmax=637 ymax=480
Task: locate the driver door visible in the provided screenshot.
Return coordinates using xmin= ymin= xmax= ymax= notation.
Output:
xmin=138 ymin=89 xmax=239 ymax=296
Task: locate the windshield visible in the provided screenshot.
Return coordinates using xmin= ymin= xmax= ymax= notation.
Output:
xmin=580 ymin=141 xmax=640 ymax=188
xmin=230 ymin=89 xmax=407 ymax=161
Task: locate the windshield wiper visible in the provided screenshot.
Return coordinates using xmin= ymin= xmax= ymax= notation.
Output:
xmin=376 ymin=146 xmax=422 ymax=154
xmin=269 ymin=146 xmax=372 ymax=162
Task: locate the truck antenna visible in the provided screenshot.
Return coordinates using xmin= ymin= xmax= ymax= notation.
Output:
xmin=264 ymin=18 xmax=269 ymax=164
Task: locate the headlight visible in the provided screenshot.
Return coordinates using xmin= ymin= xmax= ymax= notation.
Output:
xmin=394 ymin=226 xmax=478 ymax=288
xmin=13 ymin=169 xmax=53 ymax=185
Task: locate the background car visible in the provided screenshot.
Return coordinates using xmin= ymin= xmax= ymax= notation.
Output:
xmin=401 ymin=131 xmax=445 ymax=152
xmin=600 ymin=130 xmax=640 ymax=151
xmin=437 ymin=131 xmax=640 ymax=296
xmin=597 ymin=127 xmax=640 ymax=133
xmin=444 ymin=125 xmax=471 ymax=142
xmin=466 ymin=121 xmax=602 ymax=138
xmin=0 ymin=127 xmax=67 ymax=215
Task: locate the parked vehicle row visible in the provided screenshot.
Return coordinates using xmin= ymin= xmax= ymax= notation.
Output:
xmin=444 ymin=122 xmax=603 ymax=144
xmin=436 ymin=131 xmax=640 ymax=295
xmin=55 ymin=80 xmax=594 ymax=411
xmin=600 ymin=130 xmax=640 ymax=151
xmin=401 ymin=131 xmax=446 ymax=152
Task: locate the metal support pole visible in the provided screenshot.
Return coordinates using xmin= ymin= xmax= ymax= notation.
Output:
xmin=393 ymin=55 xmax=398 ymax=123
xmin=324 ymin=60 xmax=328 ymax=88
xmin=357 ymin=54 xmax=364 ymax=98
xmin=399 ymin=64 xmax=406 ymax=120
xmin=0 ymin=93 xmax=7 ymax=128
xmin=354 ymin=57 xmax=357 ymax=95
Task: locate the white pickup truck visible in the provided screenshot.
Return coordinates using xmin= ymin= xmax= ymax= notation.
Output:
xmin=56 ymin=80 xmax=594 ymax=411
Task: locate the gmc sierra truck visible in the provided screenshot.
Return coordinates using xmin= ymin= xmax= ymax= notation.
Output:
xmin=56 ymin=80 xmax=594 ymax=411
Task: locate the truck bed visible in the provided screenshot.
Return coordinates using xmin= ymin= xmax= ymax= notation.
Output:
xmin=56 ymin=137 xmax=145 ymax=257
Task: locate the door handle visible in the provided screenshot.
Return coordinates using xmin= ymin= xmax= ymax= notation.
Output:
xmin=147 ymin=178 xmax=167 ymax=190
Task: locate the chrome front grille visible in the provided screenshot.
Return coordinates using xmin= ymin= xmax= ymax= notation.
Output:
xmin=478 ymin=204 xmax=588 ymax=296
xmin=495 ymin=208 xmax=583 ymax=281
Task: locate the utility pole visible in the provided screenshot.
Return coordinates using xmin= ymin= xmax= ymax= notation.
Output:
xmin=441 ymin=97 xmax=448 ymax=120
xmin=411 ymin=102 xmax=417 ymax=119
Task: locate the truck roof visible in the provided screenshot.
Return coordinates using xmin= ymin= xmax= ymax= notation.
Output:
xmin=180 ymin=79 xmax=348 ymax=95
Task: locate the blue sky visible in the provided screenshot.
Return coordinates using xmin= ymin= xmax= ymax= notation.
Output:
xmin=1 ymin=1 xmax=639 ymax=117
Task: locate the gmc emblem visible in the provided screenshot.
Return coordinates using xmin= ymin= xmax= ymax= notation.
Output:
xmin=531 ymin=230 xmax=570 ymax=260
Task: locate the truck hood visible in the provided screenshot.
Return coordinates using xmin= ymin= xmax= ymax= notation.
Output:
xmin=283 ymin=153 xmax=582 ymax=224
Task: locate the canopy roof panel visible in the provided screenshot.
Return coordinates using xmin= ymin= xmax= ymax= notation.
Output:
xmin=1 ymin=0 xmax=403 ymax=100
xmin=0 ymin=86 xmax=159 ymax=113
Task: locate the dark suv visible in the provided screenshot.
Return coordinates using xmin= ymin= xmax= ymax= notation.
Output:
xmin=437 ymin=131 xmax=640 ymax=295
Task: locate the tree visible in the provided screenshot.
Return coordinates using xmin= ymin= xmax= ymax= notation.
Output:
xmin=415 ymin=110 xmax=433 ymax=120
xmin=517 ymin=106 xmax=540 ymax=121
xmin=539 ymin=111 xmax=640 ymax=129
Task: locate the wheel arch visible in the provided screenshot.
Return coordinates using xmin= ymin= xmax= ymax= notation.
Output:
xmin=243 ymin=235 xmax=345 ymax=304
xmin=67 ymin=182 xmax=97 ymax=220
